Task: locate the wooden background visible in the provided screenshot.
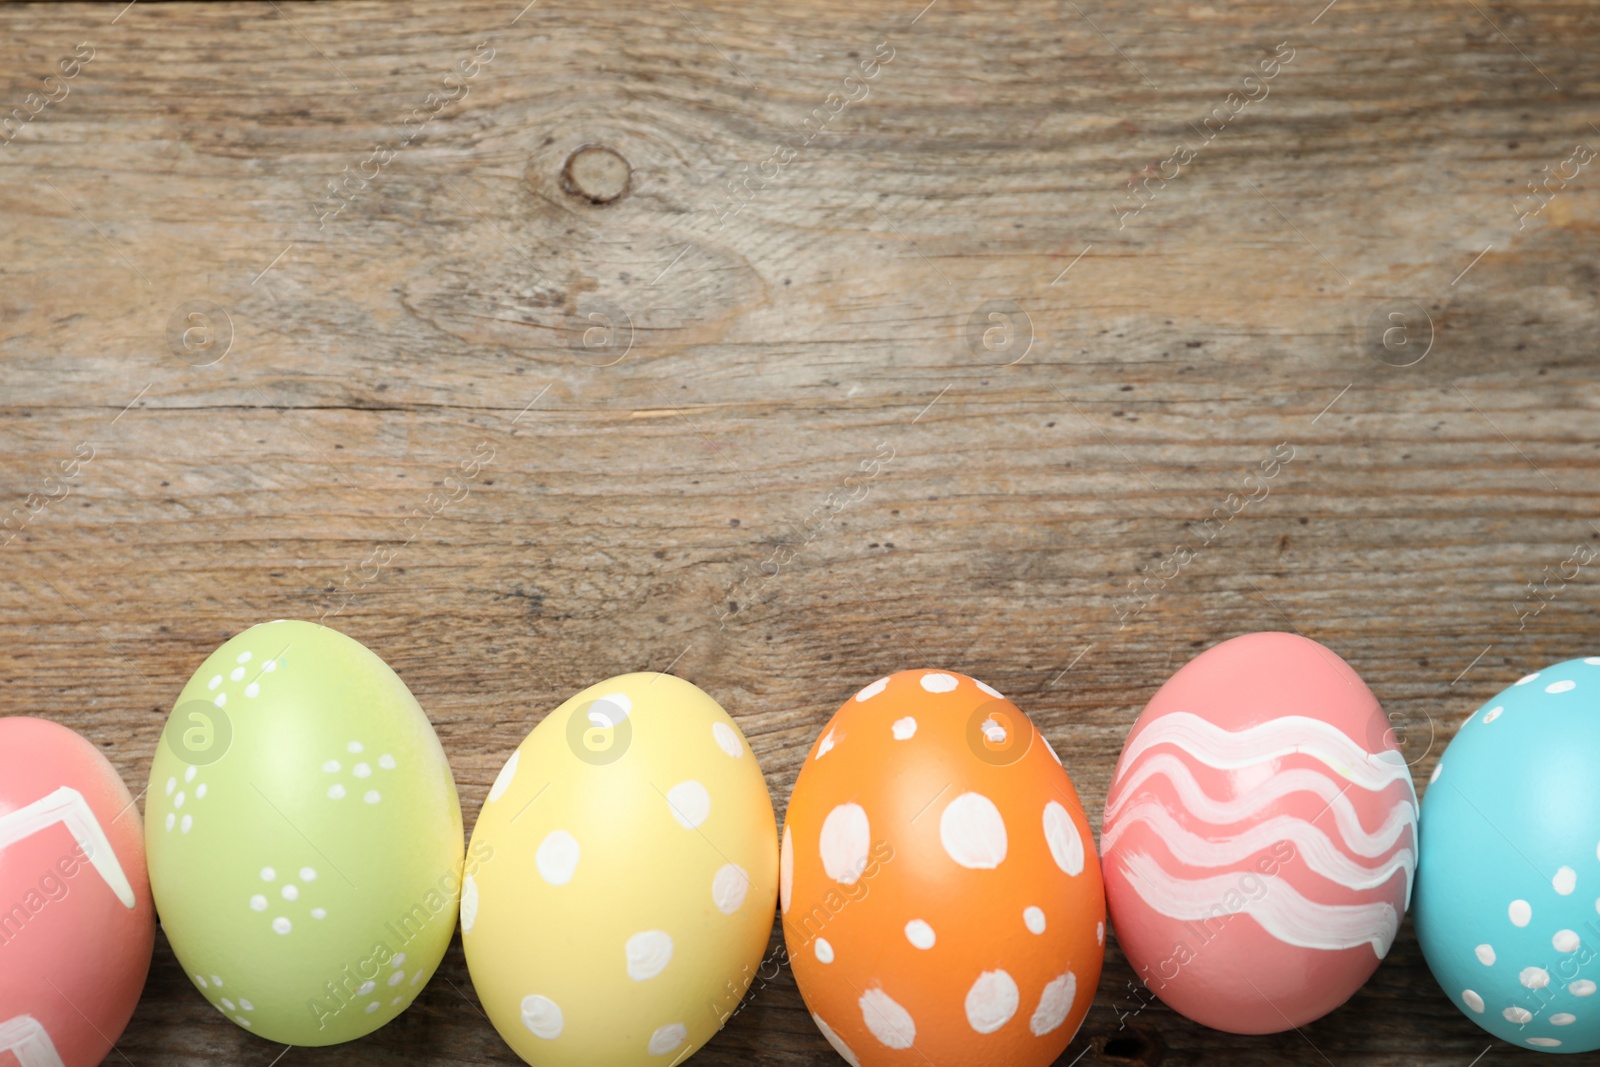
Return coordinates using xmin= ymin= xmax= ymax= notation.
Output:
xmin=2 ymin=0 xmax=1598 ymax=1063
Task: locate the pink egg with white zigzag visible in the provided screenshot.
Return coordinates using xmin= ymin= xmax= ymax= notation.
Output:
xmin=1100 ymin=632 xmax=1418 ymax=1033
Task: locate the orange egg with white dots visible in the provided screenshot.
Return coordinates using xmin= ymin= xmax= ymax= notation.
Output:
xmin=781 ymin=669 xmax=1105 ymax=1067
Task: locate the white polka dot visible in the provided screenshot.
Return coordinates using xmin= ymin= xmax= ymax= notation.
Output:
xmin=174 ymin=792 xmax=185 ymax=809
xmin=813 ymin=1014 xmax=862 ymax=1067
xmin=249 ymin=895 xmax=267 ymax=911
xmin=1483 ymin=706 xmax=1503 ymax=723
xmin=357 ymin=981 xmax=376 ymax=996
xmin=348 ymin=741 xmax=363 ymax=753
xmin=300 ymin=867 xmax=316 ymax=882
xmin=165 ymin=813 xmax=174 ymax=831
xmin=1522 ymin=967 xmax=1551 ymax=989
xmin=238 ymin=999 xmax=252 ymax=1011
xmin=378 ymin=754 xmax=395 ymax=770
xmin=311 ymin=908 xmax=326 ymax=920
xmin=1429 ymin=763 xmax=1444 ymax=783
xmin=460 ymin=874 xmax=478 ymax=935
xmin=261 ymin=867 xmax=276 ymax=881
xmin=364 ymin=790 xmax=381 ymax=804
xmin=1516 ymin=672 xmax=1540 ymax=686
xmin=591 ymin=692 xmax=632 ymax=724
xmin=388 ymin=971 xmax=405 ymax=987
xmin=905 ymin=920 xmax=936 ymax=950
xmin=272 ymin=917 xmax=291 ymax=935
xmin=1024 ymin=907 xmax=1046 ymax=934
xmin=1044 ymin=736 xmax=1062 ymax=765
xmin=820 ymin=803 xmax=872 ymax=884
xmin=236 ymin=1017 xmax=252 ymax=1028
xmin=521 ymin=995 xmax=564 ymax=1039
xmin=1556 ymin=868 xmax=1577 ymax=895
xmin=626 ymin=931 xmax=673 ymax=981
xmin=263 ymin=659 xmax=276 ymax=672
xmin=1547 ymin=680 xmax=1577 ymax=694
xmin=323 ymin=760 xmax=340 ymax=773
xmin=244 ymin=683 xmax=259 ymax=698
xmin=536 ymin=831 xmax=580 ymax=886
xmin=891 ymin=717 xmax=917 ymax=741
xmin=1588 ymin=658 xmax=1600 ymax=665
xmin=1574 ymin=980 xmax=1597 ymax=996
xmin=391 ymin=997 xmax=403 ymax=1007
xmin=1463 ymin=990 xmax=1484 ymax=1013
xmin=327 ymin=784 xmax=346 ymax=799
xmin=1476 ymin=944 xmax=1496 ymax=965
xmin=353 ymin=762 xmax=372 ymax=778
xmin=981 ymin=717 xmax=1008 ymax=744
xmin=236 ymin=651 xmax=252 ymax=663
xmin=648 ymin=1023 xmax=687 ymax=1056
xmin=855 ymin=677 xmax=890 ymax=702
xmin=859 ymin=989 xmax=916 ymax=1049
xmin=195 ymin=784 xmax=206 ymax=799
xmin=1097 ymin=921 xmax=1104 ymax=945
xmin=666 ymin=781 xmax=711 ymax=829
xmin=364 ymin=1002 xmax=380 ymax=1014
xmin=1529 ymin=1038 xmax=1562 ymax=1047
xmin=281 ymin=885 xmax=298 ymax=901
xmin=940 ymin=793 xmax=1008 ymax=869
xmin=964 ymin=970 xmax=1019 ymax=1034
xmin=207 ymin=675 xmax=222 ymax=691
xmin=1044 ymin=801 xmax=1085 ymax=876
xmin=195 ymin=975 xmax=208 ymax=988
xmin=815 ymin=938 xmax=834 ymax=964
xmin=1510 ymin=899 xmax=1532 ymax=926
xmin=180 ymin=815 xmax=192 ymax=833
xmin=165 ymin=777 xmax=176 ymax=796
xmin=1553 ymin=1013 xmax=1577 ymax=1025
xmin=488 ymin=749 xmax=519 ymax=803
xmin=230 ymin=667 xmax=246 ymax=681
xmin=816 ymin=729 xmax=836 ymax=760
xmin=1555 ymin=930 xmax=1580 ymax=953
xmin=920 ymin=672 xmax=958 ymax=693
xmin=780 ymin=824 xmax=793 ymax=914
xmin=185 ymin=766 xmax=196 ymax=783
xmin=1028 ymin=970 xmax=1076 ymax=1035
xmin=712 ymin=864 xmax=750 ymax=914
xmin=221 ymin=997 xmax=235 ymax=1011
xmin=1505 ymin=1006 xmax=1533 ymax=1024
xmin=976 ymin=679 xmax=1003 ymax=699
xmin=712 ymin=721 xmax=744 ymax=758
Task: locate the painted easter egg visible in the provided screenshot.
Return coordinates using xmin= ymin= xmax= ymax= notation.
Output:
xmin=782 ymin=669 xmax=1104 ymax=1067
xmin=1100 ymin=631 xmax=1417 ymax=1033
xmin=1416 ymin=657 xmax=1600 ymax=1052
xmin=145 ymin=620 xmax=463 ymax=1045
xmin=0 ymin=717 xmax=155 ymax=1067
xmin=464 ymin=673 xmax=778 ymax=1066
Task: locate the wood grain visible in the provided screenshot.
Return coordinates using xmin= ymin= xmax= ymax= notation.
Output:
xmin=1 ymin=0 xmax=1598 ymax=1063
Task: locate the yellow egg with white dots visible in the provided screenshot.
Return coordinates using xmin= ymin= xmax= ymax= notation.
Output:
xmin=464 ymin=673 xmax=778 ymax=1066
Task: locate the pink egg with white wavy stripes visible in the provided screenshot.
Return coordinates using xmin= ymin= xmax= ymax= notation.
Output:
xmin=1100 ymin=632 xmax=1418 ymax=1033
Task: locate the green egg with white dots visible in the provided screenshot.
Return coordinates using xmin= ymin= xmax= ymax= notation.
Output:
xmin=145 ymin=620 xmax=464 ymax=1045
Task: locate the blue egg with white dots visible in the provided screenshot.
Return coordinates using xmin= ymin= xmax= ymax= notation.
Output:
xmin=1416 ymin=657 xmax=1600 ymax=1053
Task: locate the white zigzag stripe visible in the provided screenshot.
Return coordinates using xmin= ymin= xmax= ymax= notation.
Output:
xmin=1119 ymin=849 xmax=1399 ymax=957
xmin=0 ymin=787 xmax=136 ymax=909
xmin=1102 ymin=796 xmax=1416 ymax=903
xmin=1116 ymin=712 xmax=1414 ymax=795
xmin=1106 ymin=754 xmax=1416 ymax=860
xmin=0 ymin=1015 xmax=67 ymax=1067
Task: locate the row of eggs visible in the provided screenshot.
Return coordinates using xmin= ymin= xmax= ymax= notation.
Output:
xmin=1 ymin=621 xmax=1596 ymax=1064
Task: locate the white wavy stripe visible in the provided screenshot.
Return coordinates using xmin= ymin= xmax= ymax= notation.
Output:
xmin=0 ymin=787 xmax=136 ymax=909
xmin=1106 ymin=753 xmax=1416 ymax=860
xmin=0 ymin=1016 xmax=66 ymax=1067
xmin=1102 ymin=796 xmax=1415 ymax=899
xmin=1117 ymin=712 xmax=1413 ymax=794
xmin=1119 ymin=850 xmax=1399 ymax=957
